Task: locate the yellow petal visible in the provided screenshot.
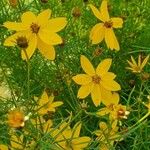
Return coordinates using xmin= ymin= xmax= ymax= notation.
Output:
xmin=21 ymin=34 xmax=37 ymax=60
xmin=73 ymin=137 xmax=91 ymax=149
xmin=38 ymin=30 xmax=62 ymax=45
xmin=127 ymin=60 xmax=135 ymax=68
xmin=21 ymin=11 xmax=36 ymax=25
xmin=131 ymin=56 xmax=137 ymax=66
xmin=91 ymin=84 xmax=101 ymax=106
xmin=4 ymin=32 xmax=21 ymax=46
xmin=72 ymin=74 xmax=92 ymax=85
xmin=90 ymin=23 xmax=105 ymax=44
xmin=97 ymin=107 xmax=110 ymax=116
xmin=101 ymin=80 xmax=121 ymax=91
xmin=3 ymin=22 xmax=27 ymax=31
xmin=0 ymin=145 xmax=8 ymax=150
xmin=77 ymin=84 xmax=92 ymax=99
xmin=111 ymin=17 xmax=123 ymax=28
xmin=46 ymin=17 xmax=67 ymax=32
xmin=88 ymin=4 xmax=103 ymax=21
xmin=100 ymin=0 xmax=110 ymax=21
xmin=38 ymin=37 xmax=55 ymax=60
xmin=37 ymin=9 xmax=51 ymax=26
xmin=50 ymin=101 xmax=63 ymax=108
xmin=138 ymin=55 xmax=142 ymax=67
xmin=96 ymin=59 xmax=112 ymax=76
xmin=105 ymin=28 xmax=120 ymax=50
xmin=141 ymin=55 xmax=149 ymax=69
xmin=80 ymin=55 xmax=95 ymax=76
xmin=72 ymin=122 xmax=81 ymax=138
xmin=39 ymin=91 xmax=49 ymax=106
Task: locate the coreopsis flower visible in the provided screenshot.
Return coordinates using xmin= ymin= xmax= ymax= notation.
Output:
xmin=8 ymin=109 xmax=25 ymax=128
xmin=51 ymin=122 xmax=91 ymax=150
xmin=97 ymin=93 xmax=129 ymax=121
xmin=95 ymin=121 xmax=120 ymax=150
xmin=4 ymin=9 xmax=67 ymax=60
xmin=126 ymin=55 xmax=149 ymax=73
xmin=0 ymin=144 xmax=8 ymax=150
xmin=89 ymin=0 xmax=123 ymax=50
xmin=36 ymin=91 xmax=63 ymax=115
xmin=72 ymin=55 xmax=121 ymax=106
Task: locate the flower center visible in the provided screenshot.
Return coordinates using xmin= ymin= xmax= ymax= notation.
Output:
xmin=30 ymin=23 xmax=40 ymax=34
xmin=134 ymin=66 xmax=141 ymax=73
xmin=108 ymin=104 xmax=115 ymax=111
xmin=104 ymin=20 xmax=113 ymax=28
xmin=92 ymin=75 xmax=101 ymax=84
xmin=16 ymin=36 xmax=28 ymax=49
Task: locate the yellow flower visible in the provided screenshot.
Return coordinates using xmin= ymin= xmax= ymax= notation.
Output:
xmin=126 ymin=55 xmax=149 ymax=73
xmin=4 ymin=9 xmax=67 ymax=60
xmin=72 ymin=55 xmax=121 ymax=107
xmin=95 ymin=121 xmax=119 ymax=150
xmin=97 ymin=93 xmax=129 ymax=121
xmin=36 ymin=91 xmax=63 ymax=115
xmin=52 ymin=121 xmax=91 ymax=150
xmin=8 ymin=109 xmax=25 ymax=128
xmin=0 ymin=144 xmax=8 ymax=150
xmin=89 ymin=0 xmax=123 ymax=50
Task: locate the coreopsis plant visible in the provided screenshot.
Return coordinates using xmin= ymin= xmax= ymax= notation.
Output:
xmin=4 ymin=9 xmax=67 ymax=60
xmin=89 ymin=0 xmax=123 ymax=50
xmin=35 ymin=91 xmax=63 ymax=115
xmin=97 ymin=92 xmax=130 ymax=121
xmin=72 ymin=55 xmax=121 ymax=106
xmin=126 ymin=55 xmax=149 ymax=73
xmin=95 ymin=121 xmax=120 ymax=150
xmin=51 ymin=121 xmax=91 ymax=150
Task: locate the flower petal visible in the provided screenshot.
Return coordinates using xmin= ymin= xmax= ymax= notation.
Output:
xmin=101 ymin=80 xmax=121 ymax=91
xmin=105 ymin=28 xmax=120 ymax=50
xmin=111 ymin=17 xmax=123 ymax=28
xmin=21 ymin=34 xmax=37 ymax=60
xmin=96 ymin=59 xmax=112 ymax=76
xmin=90 ymin=23 xmax=105 ymax=44
xmin=131 ymin=56 xmax=137 ymax=66
xmin=4 ymin=32 xmax=21 ymax=46
xmin=80 ymin=55 xmax=95 ymax=76
xmin=38 ymin=30 xmax=62 ymax=45
xmin=72 ymin=74 xmax=92 ymax=85
xmin=37 ymin=9 xmax=51 ymax=26
xmin=72 ymin=122 xmax=81 ymax=138
xmin=88 ymin=4 xmax=103 ymax=21
xmin=91 ymin=84 xmax=101 ymax=106
xmin=100 ymin=0 xmax=110 ymax=21
xmin=77 ymin=84 xmax=92 ymax=99
xmin=21 ymin=11 xmax=36 ymax=25
xmin=3 ymin=22 xmax=27 ymax=31
xmin=46 ymin=17 xmax=67 ymax=32
xmin=38 ymin=37 xmax=55 ymax=60
xmin=141 ymin=55 xmax=149 ymax=69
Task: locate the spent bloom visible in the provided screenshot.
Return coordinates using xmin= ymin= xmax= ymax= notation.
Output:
xmin=4 ymin=9 xmax=67 ymax=60
xmin=8 ymin=109 xmax=25 ymax=128
xmin=126 ymin=55 xmax=149 ymax=73
xmin=72 ymin=55 xmax=121 ymax=107
xmin=36 ymin=91 xmax=63 ymax=115
xmin=51 ymin=121 xmax=91 ymax=150
xmin=89 ymin=0 xmax=123 ymax=50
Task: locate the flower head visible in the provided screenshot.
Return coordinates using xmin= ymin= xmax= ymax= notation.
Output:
xmin=126 ymin=55 xmax=149 ymax=73
xmin=36 ymin=91 xmax=63 ymax=115
xmin=72 ymin=55 xmax=121 ymax=107
xmin=51 ymin=121 xmax=91 ymax=150
xmin=4 ymin=9 xmax=67 ymax=60
xmin=89 ymin=0 xmax=123 ymax=50
xmin=8 ymin=109 xmax=25 ymax=128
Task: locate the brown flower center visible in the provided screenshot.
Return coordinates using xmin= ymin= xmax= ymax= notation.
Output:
xmin=92 ymin=75 xmax=101 ymax=84
xmin=117 ymin=108 xmax=125 ymax=118
xmin=16 ymin=36 xmax=28 ymax=48
xmin=30 ymin=23 xmax=40 ymax=34
xmin=104 ymin=20 xmax=113 ymax=28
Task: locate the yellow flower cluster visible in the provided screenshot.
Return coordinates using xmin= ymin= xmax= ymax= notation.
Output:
xmin=1 ymin=0 xmax=149 ymax=150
